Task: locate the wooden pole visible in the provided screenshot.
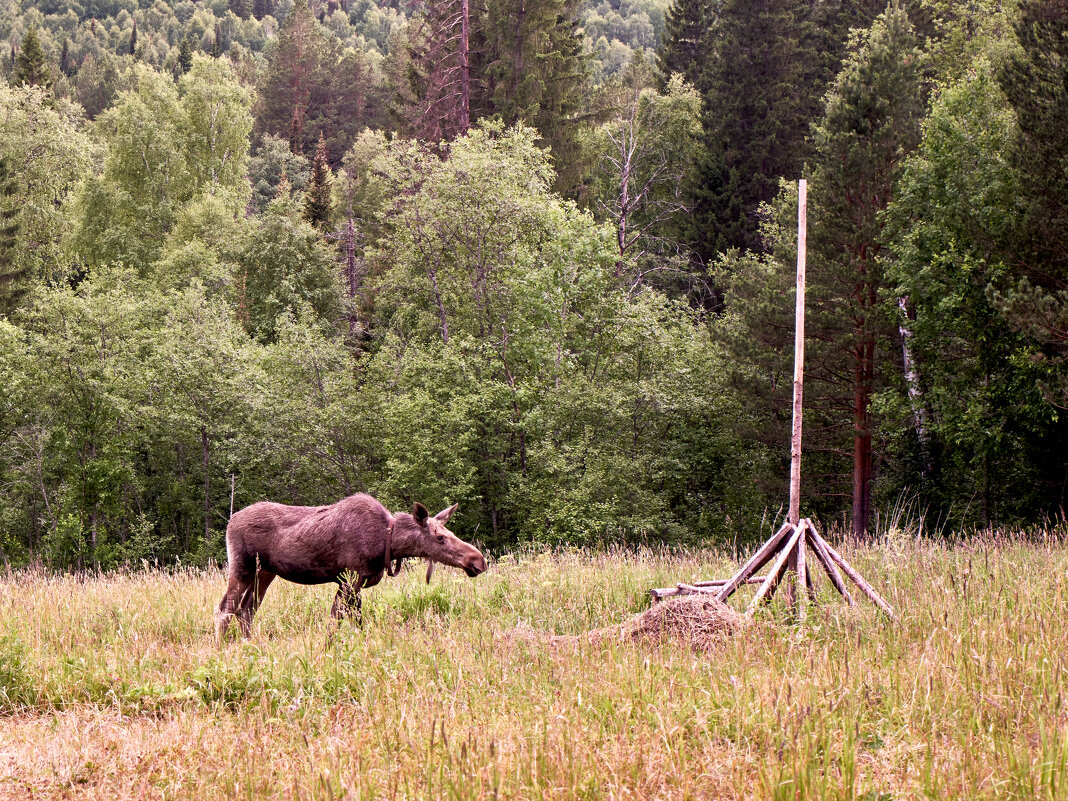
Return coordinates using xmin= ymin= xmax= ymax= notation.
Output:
xmin=785 ymin=179 xmax=807 ymax=608
xmin=789 ymin=179 xmax=807 ymax=525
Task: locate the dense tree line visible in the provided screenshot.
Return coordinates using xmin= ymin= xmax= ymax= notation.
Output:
xmin=0 ymin=0 xmax=1065 ymax=569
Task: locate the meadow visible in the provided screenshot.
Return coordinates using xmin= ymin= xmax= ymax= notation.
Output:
xmin=1 ymin=531 xmax=1067 ymax=800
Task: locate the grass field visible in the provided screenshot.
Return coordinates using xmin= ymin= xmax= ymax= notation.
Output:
xmin=1 ymin=532 xmax=1067 ymax=800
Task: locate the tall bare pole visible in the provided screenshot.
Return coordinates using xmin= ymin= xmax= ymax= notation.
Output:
xmin=789 ymin=179 xmax=807 ymax=526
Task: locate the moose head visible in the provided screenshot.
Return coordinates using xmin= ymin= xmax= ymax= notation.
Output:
xmin=396 ymin=502 xmax=487 ymax=582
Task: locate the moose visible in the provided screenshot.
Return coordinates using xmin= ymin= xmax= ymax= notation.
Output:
xmin=215 ymin=493 xmax=487 ymax=645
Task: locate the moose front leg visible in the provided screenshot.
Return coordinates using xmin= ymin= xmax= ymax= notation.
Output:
xmin=330 ymin=577 xmax=364 ymax=627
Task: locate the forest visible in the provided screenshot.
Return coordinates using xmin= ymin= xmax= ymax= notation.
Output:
xmin=0 ymin=0 xmax=1066 ymax=569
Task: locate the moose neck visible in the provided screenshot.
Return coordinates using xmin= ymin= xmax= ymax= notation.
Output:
xmin=385 ymin=519 xmax=427 ymax=560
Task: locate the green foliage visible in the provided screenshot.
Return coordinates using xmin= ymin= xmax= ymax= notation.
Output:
xmin=232 ymin=200 xmax=345 ymax=342
xmin=0 ymin=84 xmax=94 ymax=289
xmin=257 ymin=0 xmax=382 ymax=160
xmin=660 ymin=0 xmax=875 ymax=260
xmin=477 ymin=0 xmax=593 ymax=193
xmin=720 ymin=4 xmax=925 ymax=535
xmin=3 ymin=0 xmax=1068 ymax=563
xmin=806 ymin=1 xmax=925 ymax=536
xmin=882 ymin=61 xmax=1061 ymax=525
xmin=991 ymin=0 xmax=1068 ymax=405
xmin=248 ymin=133 xmax=309 ymax=213
xmin=587 ymin=66 xmax=702 ymax=293
xmin=72 ymin=58 xmax=252 ymax=271
xmin=0 ymin=157 xmax=24 ymax=317
xmin=359 ymin=122 xmax=757 ymax=545
xmin=0 ymin=636 xmax=35 ymax=712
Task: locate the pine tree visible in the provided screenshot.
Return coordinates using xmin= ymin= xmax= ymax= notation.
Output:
xmin=13 ymin=27 xmax=52 ymax=89
xmin=0 ymin=156 xmax=25 ymax=317
xmin=259 ymin=0 xmax=379 ymax=158
xmin=808 ymin=1 xmax=924 ymax=537
xmin=402 ymin=0 xmax=472 ymax=142
xmin=302 ymin=132 xmax=334 ymax=229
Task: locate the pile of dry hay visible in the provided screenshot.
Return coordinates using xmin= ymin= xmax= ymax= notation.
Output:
xmin=510 ymin=595 xmax=747 ymax=653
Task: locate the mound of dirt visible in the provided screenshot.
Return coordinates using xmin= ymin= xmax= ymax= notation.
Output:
xmin=508 ymin=595 xmax=747 ymax=653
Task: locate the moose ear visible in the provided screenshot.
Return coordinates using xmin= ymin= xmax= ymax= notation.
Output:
xmin=412 ymin=502 xmax=429 ymax=526
xmin=434 ymin=503 xmax=458 ymax=523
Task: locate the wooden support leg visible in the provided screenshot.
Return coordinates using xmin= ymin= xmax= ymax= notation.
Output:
xmin=746 ymin=522 xmax=806 ymax=617
xmin=810 ymin=528 xmax=894 ymax=619
xmin=715 ymin=523 xmax=794 ymax=603
xmin=804 ymin=521 xmax=853 ymax=606
xmin=796 ymin=523 xmax=808 ymax=621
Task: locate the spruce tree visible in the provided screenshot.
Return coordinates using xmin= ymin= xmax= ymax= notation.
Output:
xmin=656 ymin=0 xmax=712 ymax=93
xmin=992 ymin=0 xmax=1068 ymax=406
xmin=13 ymin=27 xmax=51 ymax=88
xmin=210 ymin=24 xmax=222 ymax=58
xmin=59 ymin=38 xmax=70 ymax=76
xmin=128 ymin=21 xmax=138 ymax=57
xmin=657 ymin=0 xmax=883 ymax=263
xmin=230 ymin=0 xmax=254 ymax=20
xmin=700 ymin=0 xmax=825 ymax=254
xmin=477 ymin=0 xmax=592 ymax=193
xmin=0 ymin=157 xmax=25 ymax=317
xmin=177 ymin=34 xmax=194 ymax=75
xmin=997 ymin=0 xmax=1068 ymax=277
xmin=302 ymin=132 xmax=334 ymax=229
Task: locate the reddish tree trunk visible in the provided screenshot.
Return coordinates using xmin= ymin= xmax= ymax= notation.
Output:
xmin=851 ymin=280 xmax=876 ymax=539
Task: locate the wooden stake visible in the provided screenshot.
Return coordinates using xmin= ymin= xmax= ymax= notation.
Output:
xmin=810 ymin=529 xmax=895 ymax=619
xmin=746 ymin=522 xmax=806 ymax=616
xmin=714 ymin=523 xmax=794 ymax=603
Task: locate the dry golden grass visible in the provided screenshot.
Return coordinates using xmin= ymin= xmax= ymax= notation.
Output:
xmin=1 ymin=534 xmax=1067 ymax=799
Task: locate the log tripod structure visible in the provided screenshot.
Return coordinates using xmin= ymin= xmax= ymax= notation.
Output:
xmin=650 ymin=180 xmax=894 ymax=621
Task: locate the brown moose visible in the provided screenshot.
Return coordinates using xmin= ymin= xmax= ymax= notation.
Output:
xmin=215 ymin=493 xmax=486 ymax=644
